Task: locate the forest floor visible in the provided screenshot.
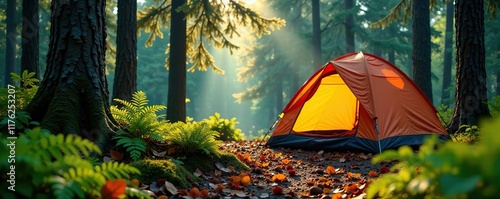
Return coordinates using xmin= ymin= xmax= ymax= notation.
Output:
xmin=163 ymin=140 xmax=397 ymax=199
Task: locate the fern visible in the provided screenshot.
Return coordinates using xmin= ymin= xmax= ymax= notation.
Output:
xmin=114 ymin=130 xmax=148 ymax=161
xmin=111 ymin=91 xmax=168 ymax=161
xmin=164 ymin=122 xmax=222 ymax=156
xmin=0 ymin=128 xmax=144 ymax=199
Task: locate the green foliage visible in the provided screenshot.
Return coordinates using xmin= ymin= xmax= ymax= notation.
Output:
xmin=0 ymin=128 xmax=145 ymax=199
xmin=436 ymin=104 xmax=453 ymax=126
xmin=138 ymin=0 xmax=285 ymax=72
xmin=367 ymin=117 xmax=500 ymax=199
xmin=111 ymin=91 xmax=167 ymax=161
xmin=129 ymin=159 xmax=197 ymax=188
xmin=0 ymin=111 xmax=40 ymax=132
xmin=203 ymin=112 xmax=245 ymax=141
xmin=162 ymin=122 xmax=222 ymax=156
xmin=454 ymin=125 xmax=480 ymax=144
xmin=0 ymin=71 xmax=39 ymax=117
xmin=113 ymin=130 xmax=148 ymax=162
xmin=486 ymin=95 xmax=500 ymax=117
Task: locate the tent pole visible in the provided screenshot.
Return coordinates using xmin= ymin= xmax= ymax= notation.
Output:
xmin=263 ymin=113 xmax=284 ymax=139
xmin=375 ymin=118 xmax=382 ymax=154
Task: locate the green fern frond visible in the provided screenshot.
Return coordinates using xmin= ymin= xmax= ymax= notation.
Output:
xmin=126 ymin=187 xmax=153 ymax=199
xmin=36 ymin=133 xmax=101 ymax=163
xmin=114 ymin=136 xmax=147 ymax=161
xmin=95 ymin=162 xmax=141 ymax=180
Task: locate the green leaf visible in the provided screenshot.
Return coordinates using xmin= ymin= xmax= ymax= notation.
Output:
xmin=439 ymin=174 xmax=481 ymax=196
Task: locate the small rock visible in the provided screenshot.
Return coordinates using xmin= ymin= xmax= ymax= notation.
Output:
xmin=309 ymin=186 xmax=323 ymax=195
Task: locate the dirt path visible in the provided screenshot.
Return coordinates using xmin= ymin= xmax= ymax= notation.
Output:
xmin=188 ymin=140 xmax=395 ymax=199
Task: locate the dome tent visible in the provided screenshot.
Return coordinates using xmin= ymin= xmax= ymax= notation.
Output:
xmin=266 ymin=52 xmax=449 ymax=153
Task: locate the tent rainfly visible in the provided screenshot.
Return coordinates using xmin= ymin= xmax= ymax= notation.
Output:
xmin=266 ymin=52 xmax=449 ymax=153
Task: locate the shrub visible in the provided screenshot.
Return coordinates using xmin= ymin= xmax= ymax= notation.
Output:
xmin=162 ymin=122 xmax=222 ymax=156
xmin=453 ymin=124 xmax=480 ymax=144
xmin=111 ymin=91 xmax=167 ymax=161
xmin=203 ymin=112 xmax=245 ymax=141
xmin=367 ymin=118 xmax=500 ymax=199
xmin=0 ymin=128 xmax=151 ymax=199
xmin=0 ymin=71 xmax=39 ymax=117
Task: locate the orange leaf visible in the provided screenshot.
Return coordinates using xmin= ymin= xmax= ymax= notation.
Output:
xmin=344 ymin=184 xmax=358 ymax=193
xmin=189 ymin=187 xmax=201 ymax=198
xmin=231 ymin=176 xmax=242 ymax=184
xmin=200 ymin=189 xmax=209 ymax=198
xmin=244 ymin=153 xmax=251 ymax=160
xmin=325 ymin=166 xmax=336 ymax=175
xmin=347 ymin=172 xmax=361 ymax=179
xmin=272 ymin=174 xmax=286 ymax=182
xmin=274 ymin=152 xmax=282 ymax=158
xmin=368 ymin=170 xmax=378 ymax=177
xmin=319 ymin=176 xmax=328 ymax=182
xmin=101 ymin=179 xmax=126 ymax=199
xmin=261 ymin=162 xmax=270 ymax=168
xmin=241 ymin=176 xmax=251 ymax=186
xmin=332 ymin=193 xmax=343 ymax=199
xmin=177 ymin=189 xmax=188 ymax=195
xmin=282 ymin=159 xmax=291 ymax=165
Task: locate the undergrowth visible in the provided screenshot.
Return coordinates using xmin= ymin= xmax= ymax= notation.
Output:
xmin=367 ymin=117 xmax=500 ymax=199
xmin=203 ymin=112 xmax=245 ymax=141
xmin=111 ymin=91 xmax=167 ymax=161
xmin=0 ymin=128 xmax=151 ymax=199
xmin=162 ymin=122 xmax=222 ymax=157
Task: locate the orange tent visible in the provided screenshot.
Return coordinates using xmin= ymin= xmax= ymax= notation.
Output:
xmin=266 ymin=52 xmax=448 ymax=153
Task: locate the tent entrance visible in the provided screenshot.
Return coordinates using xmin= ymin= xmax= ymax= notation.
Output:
xmin=292 ymin=74 xmax=359 ymax=137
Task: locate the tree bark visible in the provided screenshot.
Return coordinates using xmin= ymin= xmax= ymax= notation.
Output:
xmin=312 ymin=0 xmax=322 ymax=68
xmin=441 ymin=0 xmax=454 ymax=106
xmin=21 ymin=0 xmax=40 ymax=82
xmin=412 ymin=0 xmax=433 ymax=103
xmin=448 ymin=0 xmax=490 ymax=133
xmin=25 ymin=0 xmax=117 ymax=150
xmin=344 ymin=0 xmax=355 ymax=53
xmin=5 ymin=0 xmax=17 ymax=86
xmin=112 ymin=0 xmax=137 ymax=102
xmin=167 ymin=0 xmax=187 ymax=123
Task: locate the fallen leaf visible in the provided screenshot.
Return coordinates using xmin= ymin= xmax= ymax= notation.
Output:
xmin=164 ymin=181 xmax=178 ymax=195
xmin=272 ymin=174 xmax=286 ymax=182
xmin=109 ymin=149 xmax=124 ymax=161
xmin=323 ymin=188 xmax=332 ymax=194
xmin=130 ymin=179 xmax=140 ymax=187
xmin=215 ymin=162 xmax=231 ymax=172
xmin=325 ymin=166 xmax=336 ymax=175
xmin=368 ymin=170 xmax=378 ymax=177
xmin=344 ymin=184 xmax=358 ymax=193
xmin=189 ymin=187 xmax=200 ymax=198
xmin=332 ymin=193 xmax=343 ymax=199
xmin=318 ymin=150 xmax=324 ymax=155
xmin=282 ymin=159 xmax=291 ymax=165
xmin=272 ymin=186 xmax=283 ymax=195
xmin=379 ymin=166 xmax=390 ymax=173
xmin=339 ymin=158 xmax=346 ymax=163
xmin=101 ymin=179 xmax=126 ymax=199
xmin=193 ymin=168 xmax=203 ymax=177
xmin=152 ymin=149 xmax=167 ymax=157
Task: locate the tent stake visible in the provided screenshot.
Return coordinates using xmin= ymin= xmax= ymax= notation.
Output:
xmin=375 ymin=118 xmax=382 ymax=154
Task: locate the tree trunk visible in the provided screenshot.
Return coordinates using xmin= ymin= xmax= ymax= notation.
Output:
xmin=441 ymin=0 xmax=454 ymax=106
xmin=21 ymin=0 xmax=40 ymax=82
xmin=25 ymin=0 xmax=117 ymax=150
xmin=412 ymin=0 xmax=433 ymax=103
xmin=312 ymin=0 xmax=322 ymax=68
xmin=112 ymin=0 xmax=137 ymax=102
xmin=344 ymin=0 xmax=355 ymax=53
xmin=388 ymin=50 xmax=395 ymax=64
xmin=448 ymin=0 xmax=490 ymax=133
xmin=5 ymin=0 xmax=17 ymax=86
xmin=167 ymin=0 xmax=187 ymax=123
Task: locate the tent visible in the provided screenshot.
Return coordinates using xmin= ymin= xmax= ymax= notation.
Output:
xmin=266 ymin=52 xmax=449 ymax=153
